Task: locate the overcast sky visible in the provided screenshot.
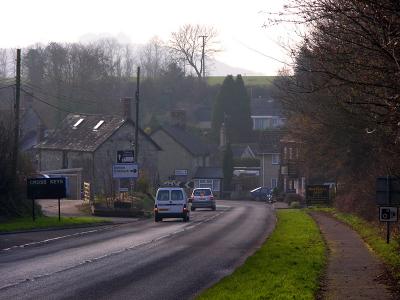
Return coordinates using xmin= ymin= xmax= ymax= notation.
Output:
xmin=1 ymin=0 xmax=298 ymax=75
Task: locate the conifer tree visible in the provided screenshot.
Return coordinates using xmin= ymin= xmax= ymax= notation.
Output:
xmin=211 ymin=74 xmax=252 ymax=143
xmin=211 ymin=75 xmax=235 ymax=141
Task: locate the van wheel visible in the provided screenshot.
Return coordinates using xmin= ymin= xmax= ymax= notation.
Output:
xmin=212 ymin=205 xmax=216 ymax=211
xmin=183 ymin=214 xmax=189 ymax=222
xmin=155 ymin=214 xmax=161 ymax=222
xmin=191 ymin=207 xmax=195 ymax=211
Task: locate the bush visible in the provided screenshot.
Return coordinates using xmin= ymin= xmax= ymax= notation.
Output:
xmin=290 ymin=201 xmax=301 ymax=208
xmin=0 ymin=115 xmax=36 ymax=217
xmin=284 ymin=193 xmax=305 ymax=205
xmin=136 ymin=173 xmax=150 ymax=193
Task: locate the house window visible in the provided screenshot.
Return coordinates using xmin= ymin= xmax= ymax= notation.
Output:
xmin=253 ymin=118 xmax=270 ymax=130
xmin=271 ymin=178 xmax=278 ymax=189
xmin=93 ymin=120 xmax=104 ymax=131
xmin=199 ymin=179 xmax=213 ymax=190
xmin=272 ymin=154 xmax=280 ymax=165
xmin=212 ymin=179 xmax=220 ymax=191
xmin=289 ymin=147 xmax=293 ymax=160
xmin=272 ymin=118 xmax=279 ymax=128
xmin=284 ymin=147 xmax=287 ymax=160
xmin=72 ymin=118 xmax=84 ymax=129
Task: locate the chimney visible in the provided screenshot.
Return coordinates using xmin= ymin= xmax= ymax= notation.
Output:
xmin=121 ymin=97 xmax=133 ymax=120
xmin=170 ymin=110 xmax=186 ymax=128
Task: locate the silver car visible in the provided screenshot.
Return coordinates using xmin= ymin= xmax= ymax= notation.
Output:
xmin=189 ymin=188 xmax=216 ymax=211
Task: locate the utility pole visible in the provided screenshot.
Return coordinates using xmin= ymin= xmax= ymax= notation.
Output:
xmin=135 ymin=67 xmax=140 ymax=164
xmin=11 ymin=49 xmax=21 ymax=201
xmin=199 ymin=35 xmax=207 ymax=78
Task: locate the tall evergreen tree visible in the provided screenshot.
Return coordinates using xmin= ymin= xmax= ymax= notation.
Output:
xmin=232 ymin=74 xmax=252 ymax=143
xmin=211 ymin=75 xmax=235 ymax=141
xmin=211 ymin=74 xmax=252 ymax=143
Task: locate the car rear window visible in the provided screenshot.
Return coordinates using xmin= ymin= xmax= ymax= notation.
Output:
xmin=171 ymin=190 xmax=184 ymax=200
xmin=193 ymin=189 xmax=211 ymax=196
xmin=157 ymin=190 xmax=170 ymax=201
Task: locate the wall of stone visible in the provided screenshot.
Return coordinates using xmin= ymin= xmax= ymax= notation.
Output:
xmin=151 ymin=130 xmax=199 ymax=181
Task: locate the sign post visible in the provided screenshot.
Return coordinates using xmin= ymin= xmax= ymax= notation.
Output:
xmin=117 ymin=150 xmax=135 ymax=163
xmin=32 ymin=198 xmax=35 ymax=222
xmin=376 ymin=176 xmax=400 ymax=243
xmin=387 ymin=175 xmax=390 ymax=244
xmin=27 ymin=177 xmax=67 ymax=222
xmin=112 ymin=163 xmax=139 ymax=179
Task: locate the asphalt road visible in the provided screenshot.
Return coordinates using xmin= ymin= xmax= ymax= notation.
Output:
xmin=0 ymin=200 xmax=275 ymax=300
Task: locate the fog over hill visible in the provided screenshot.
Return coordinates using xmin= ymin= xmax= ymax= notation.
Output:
xmin=207 ymin=59 xmax=264 ymax=76
xmin=79 ymin=33 xmax=263 ymax=77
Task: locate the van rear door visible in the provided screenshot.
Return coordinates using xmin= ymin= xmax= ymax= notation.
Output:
xmin=157 ymin=189 xmax=185 ymax=214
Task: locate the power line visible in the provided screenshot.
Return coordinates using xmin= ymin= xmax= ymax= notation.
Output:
xmin=21 ymin=82 xmax=98 ymax=105
xmin=0 ymin=84 xmax=15 ymax=90
xmin=0 ymin=78 xmax=15 ymax=85
xmin=20 ymin=87 xmax=75 ymax=113
xmin=233 ymin=38 xmax=292 ymax=66
xmin=21 ymin=88 xmax=101 ymax=116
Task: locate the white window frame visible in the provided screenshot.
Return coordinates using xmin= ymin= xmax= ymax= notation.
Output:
xmin=271 ymin=154 xmax=280 ymax=165
xmin=73 ymin=118 xmax=84 ymax=128
xmin=271 ymin=178 xmax=278 ymax=189
xmin=93 ymin=120 xmax=104 ymax=131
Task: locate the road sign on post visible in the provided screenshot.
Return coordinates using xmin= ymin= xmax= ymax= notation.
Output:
xmin=27 ymin=177 xmax=67 ymax=222
xmin=117 ymin=150 xmax=135 ymax=163
xmin=376 ymin=176 xmax=400 ymax=243
xmin=379 ymin=207 xmax=398 ymax=222
xmin=27 ymin=178 xmax=67 ymax=199
xmin=112 ymin=163 xmax=139 ymax=179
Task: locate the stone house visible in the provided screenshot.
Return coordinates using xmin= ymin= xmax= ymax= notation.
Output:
xmin=253 ymin=131 xmax=282 ymax=190
xmin=150 ymin=124 xmax=211 ymax=182
xmin=35 ymin=113 xmax=161 ymax=198
xmin=279 ymin=135 xmax=306 ymax=196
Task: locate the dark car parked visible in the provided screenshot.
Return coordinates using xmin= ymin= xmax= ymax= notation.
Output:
xmin=250 ymin=187 xmax=273 ymax=202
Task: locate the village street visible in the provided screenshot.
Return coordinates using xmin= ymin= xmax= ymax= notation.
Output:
xmin=0 ymin=200 xmax=275 ymax=300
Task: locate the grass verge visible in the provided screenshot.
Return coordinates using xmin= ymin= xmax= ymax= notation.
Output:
xmin=197 ymin=209 xmax=326 ymax=299
xmin=0 ymin=216 xmax=110 ymax=233
xmin=311 ymin=207 xmax=400 ymax=281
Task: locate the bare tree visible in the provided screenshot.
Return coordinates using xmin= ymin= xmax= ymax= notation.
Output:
xmin=139 ymin=37 xmax=168 ymax=79
xmin=169 ymin=24 xmax=220 ymax=78
xmin=0 ymin=49 xmax=8 ymax=78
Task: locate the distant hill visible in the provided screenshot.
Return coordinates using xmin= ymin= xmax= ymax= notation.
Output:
xmin=207 ymin=59 xmax=265 ymax=76
xmin=207 ymin=76 xmax=277 ymax=86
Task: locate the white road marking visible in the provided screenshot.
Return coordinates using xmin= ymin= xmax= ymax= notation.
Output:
xmin=0 ymin=207 xmax=231 ymax=291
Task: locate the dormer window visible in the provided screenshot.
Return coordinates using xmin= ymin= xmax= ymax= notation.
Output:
xmin=93 ymin=120 xmax=104 ymax=131
xmin=73 ymin=118 xmax=84 ymax=129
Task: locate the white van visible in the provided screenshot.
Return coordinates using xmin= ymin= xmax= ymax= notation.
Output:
xmin=154 ymin=187 xmax=190 ymax=222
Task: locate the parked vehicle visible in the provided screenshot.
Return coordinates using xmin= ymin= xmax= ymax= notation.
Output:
xmin=189 ymin=188 xmax=216 ymax=211
xmin=154 ymin=187 xmax=190 ymax=222
xmin=250 ymin=187 xmax=273 ymax=202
